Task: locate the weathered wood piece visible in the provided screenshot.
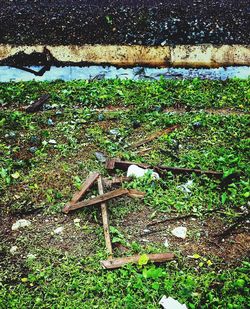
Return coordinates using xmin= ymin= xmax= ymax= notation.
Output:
xmin=25 ymin=94 xmax=50 ymax=113
xmin=106 ymin=159 xmax=224 ymax=179
xmin=131 ymin=125 xmax=179 ymax=148
xmin=103 ymin=176 xmax=131 ymax=187
xmin=63 ymin=172 xmax=99 ymax=213
xmin=97 ymin=177 xmax=113 ymax=258
xmin=63 ymin=188 xmax=144 ymax=213
xmin=100 ymin=252 xmax=175 ymax=269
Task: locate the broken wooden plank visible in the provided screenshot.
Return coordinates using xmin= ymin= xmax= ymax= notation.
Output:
xmin=100 ymin=252 xmax=175 ymax=269
xmin=97 ymin=177 xmax=113 ymax=259
xmin=106 ymin=158 xmax=224 ymax=179
xmin=63 ymin=172 xmax=100 ymax=213
xmin=131 ymin=125 xmax=179 ymax=148
xmin=63 ymin=188 xmax=144 ymax=213
xmin=25 ymin=94 xmax=50 ymax=113
xmin=103 ymin=176 xmax=131 ymax=187
xmin=128 ymin=189 xmax=146 ymax=198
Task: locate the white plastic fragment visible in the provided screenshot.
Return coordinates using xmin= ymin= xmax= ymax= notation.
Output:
xmin=159 ymin=296 xmax=187 ymax=309
xmin=164 ymin=239 xmax=169 ymax=248
xmin=127 ymin=165 xmax=159 ymax=179
xmin=171 ymin=226 xmax=187 ymax=239
xmin=177 ymin=179 xmax=193 ymax=194
xmin=54 ymin=226 xmax=64 ymax=234
xmin=10 ymin=246 xmax=18 ymax=255
xmin=48 ymin=139 xmax=57 ymax=145
xmin=12 ymin=219 xmax=31 ymax=231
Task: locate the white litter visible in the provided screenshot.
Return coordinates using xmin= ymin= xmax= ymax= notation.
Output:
xmin=54 ymin=226 xmax=64 ymax=234
xmin=163 ymin=239 xmax=169 ymax=248
xmin=127 ymin=165 xmax=159 ymax=179
xmin=171 ymin=226 xmax=187 ymax=239
xmin=159 ymin=296 xmax=187 ymax=309
xmin=177 ymin=179 xmax=194 ymax=194
xmin=12 ymin=219 xmax=31 ymax=231
xmin=10 ymin=246 xmax=18 ymax=255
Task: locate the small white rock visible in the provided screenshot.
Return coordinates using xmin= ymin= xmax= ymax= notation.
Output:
xmin=12 ymin=219 xmax=31 ymax=231
xmin=10 ymin=246 xmax=18 ymax=255
xmin=171 ymin=227 xmax=187 ymax=239
xmin=54 ymin=226 xmax=64 ymax=234
xmin=27 ymin=254 xmax=36 ymax=260
xmin=74 ymin=218 xmax=81 ymax=224
xmin=48 ymin=139 xmax=57 ymax=145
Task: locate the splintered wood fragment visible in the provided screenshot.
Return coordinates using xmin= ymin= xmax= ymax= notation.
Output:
xmin=103 ymin=176 xmax=131 ymax=187
xmin=100 ymin=252 xmax=175 ymax=269
xmin=97 ymin=177 xmax=113 ymax=259
xmin=106 ymin=158 xmax=223 ymax=178
xmin=63 ymin=172 xmax=99 ymax=213
xmin=63 ymin=188 xmax=129 ymax=213
xmin=26 ymin=94 xmax=50 ymax=113
xmin=131 ymin=125 xmax=179 ymax=148
xmin=128 ymin=189 xmax=145 ymax=198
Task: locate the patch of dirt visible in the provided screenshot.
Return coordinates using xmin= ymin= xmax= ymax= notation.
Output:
xmin=119 ymin=208 xmax=250 ymax=264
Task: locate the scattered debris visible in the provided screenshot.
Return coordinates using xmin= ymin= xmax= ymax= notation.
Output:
xmin=48 ymin=139 xmax=57 ymax=145
xmin=127 ymin=164 xmax=159 ymax=179
xmin=12 ymin=219 xmax=31 ymax=231
xmin=159 ymin=296 xmax=187 ymax=309
xmin=10 ymin=246 xmax=18 ymax=255
xmin=53 ymin=226 xmax=64 ymax=234
xmin=100 ymin=253 xmax=174 ymax=269
xmin=177 ymin=179 xmax=194 ymax=194
xmin=95 ymin=152 xmax=107 ymax=163
xmin=164 ymin=239 xmax=169 ymax=248
xmin=47 ymin=118 xmax=54 ymax=126
xmin=25 ymin=94 xmax=50 ymax=113
xmin=131 ymin=125 xmax=179 ymax=148
xmin=171 ymin=226 xmax=187 ymax=239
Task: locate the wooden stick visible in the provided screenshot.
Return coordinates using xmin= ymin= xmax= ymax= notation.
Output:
xmin=131 ymin=125 xmax=179 ymax=148
xmin=103 ymin=176 xmax=131 ymax=187
xmin=63 ymin=188 xmax=144 ymax=213
xmin=63 ymin=172 xmax=100 ymax=213
xmin=25 ymin=94 xmax=50 ymax=113
xmin=100 ymin=252 xmax=175 ymax=269
xmin=97 ymin=177 xmax=113 ymax=259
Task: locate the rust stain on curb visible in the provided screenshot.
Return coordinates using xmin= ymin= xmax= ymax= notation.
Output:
xmin=0 ymin=44 xmax=249 ymax=68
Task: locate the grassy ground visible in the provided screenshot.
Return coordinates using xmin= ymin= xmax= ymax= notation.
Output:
xmin=0 ymin=78 xmax=249 ymax=308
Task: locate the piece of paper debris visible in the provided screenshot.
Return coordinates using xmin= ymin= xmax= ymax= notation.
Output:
xmin=159 ymin=296 xmax=187 ymax=309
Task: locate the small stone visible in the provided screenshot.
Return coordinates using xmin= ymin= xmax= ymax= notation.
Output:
xmin=29 ymin=146 xmax=38 ymax=153
xmin=54 ymin=226 xmax=64 ymax=234
xmin=74 ymin=218 xmax=81 ymax=224
xmin=12 ymin=219 xmax=31 ymax=231
xmin=10 ymin=246 xmax=18 ymax=255
xmin=48 ymin=139 xmax=57 ymax=145
xmin=98 ymin=113 xmax=105 ymax=121
xmin=95 ymin=152 xmax=106 ymax=163
xmin=109 ymin=129 xmax=119 ymax=136
xmin=171 ymin=227 xmax=187 ymax=239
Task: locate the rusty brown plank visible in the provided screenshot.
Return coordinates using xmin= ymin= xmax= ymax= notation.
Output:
xmin=131 ymin=125 xmax=179 ymax=148
xmin=97 ymin=177 xmax=113 ymax=259
xmin=105 ymin=158 xmax=223 ymax=179
xmin=100 ymin=252 xmax=175 ymax=269
xmin=63 ymin=188 xmax=129 ymax=213
xmin=63 ymin=172 xmax=100 ymax=213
